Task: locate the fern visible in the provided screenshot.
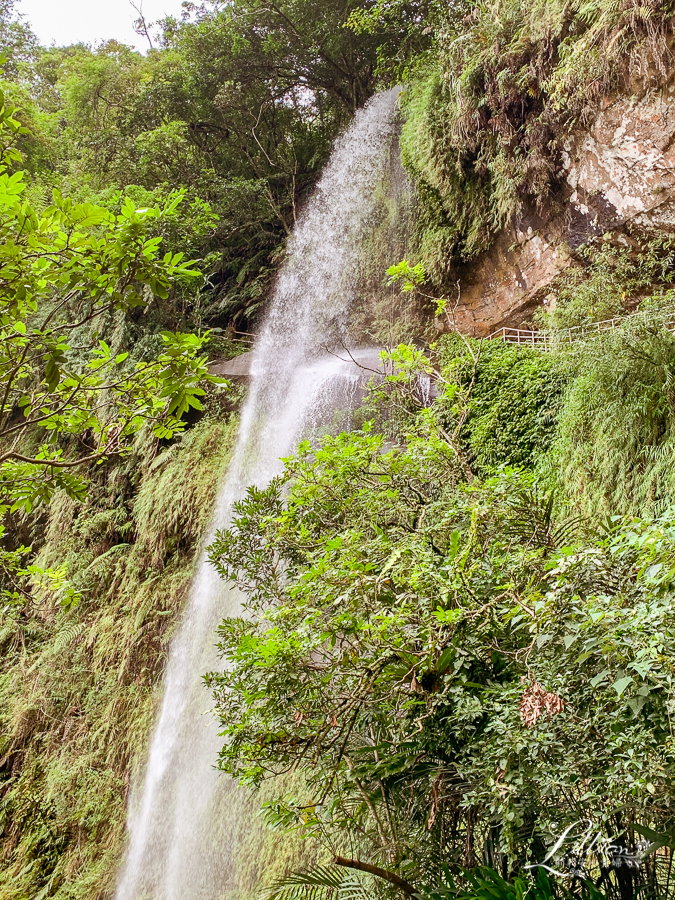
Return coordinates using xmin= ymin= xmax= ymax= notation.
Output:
xmin=0 ymin=622 xmax=17 ymax=649
xmin=52 ymin=622 xmax=85 ymax=653
xmin=553 ymin=323 xmax=675 ymax=517
xmin=85 ymin=543 xmax=131 ymax=577
xmin=503 ymin=487 xmax=585 ymax=550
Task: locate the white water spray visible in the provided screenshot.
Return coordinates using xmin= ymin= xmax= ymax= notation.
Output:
xmin=115 ymin=87 xmax=401 ymax=900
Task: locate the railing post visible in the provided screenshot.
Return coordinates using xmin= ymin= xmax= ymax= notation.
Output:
xmin=489 ymin=301 xmax=674 ymax=352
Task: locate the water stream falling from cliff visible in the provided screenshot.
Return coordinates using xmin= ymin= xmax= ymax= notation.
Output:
xmin=115 ymin=86 xmax=401 ymax=900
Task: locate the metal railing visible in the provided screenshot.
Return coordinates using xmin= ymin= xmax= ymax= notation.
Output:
xmin=487 ymin=306 xmax=675 ymax=350
xmin=224 ymin=329 xmax=257 ymax=346
xmin=487 ymin=326 xmax=550 ymax=348
xmin=220 ymin=309 xmax=675 ymax=354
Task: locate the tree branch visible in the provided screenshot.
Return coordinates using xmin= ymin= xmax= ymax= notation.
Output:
xmin=334 ymin=856 xmax=418 ymax=897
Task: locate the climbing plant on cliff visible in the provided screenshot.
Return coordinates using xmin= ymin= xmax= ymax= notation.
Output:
xmin=0 ymin=414 xmax=243 ymax=900
xmin=393 ymin=0 xmax=675 ymax=281
xmin=551 ymin=315 xmax=675 ymax=519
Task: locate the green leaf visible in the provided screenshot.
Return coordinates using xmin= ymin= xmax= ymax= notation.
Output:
xmin=436 ymin=646 xmax=455 ymax=672
xmin=590 ymin=669 xmax=610 ymax=688
xmin=612 ymin=675 xmax=633 ymax=697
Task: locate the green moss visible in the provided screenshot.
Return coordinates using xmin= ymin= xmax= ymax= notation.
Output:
xmin=348 ymin=135 xmax=436 ymax=347
xmin=0 ymin=416 xmax=239 ymax=900
xmin=400 ymin=67 xmax=495 ymax=279
xmin=401 ymin=0 xmax=675 ymax=283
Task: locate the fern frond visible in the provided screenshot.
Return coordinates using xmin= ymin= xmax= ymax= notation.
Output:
xmin=53 ymin=623 xmax=85 ymax=653
xmin=86 ymin=543 xmax=131 ymax=576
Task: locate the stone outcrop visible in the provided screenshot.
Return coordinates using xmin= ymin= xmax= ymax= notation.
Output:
xmin=564 ymin=85 xmax=675 ymax=237
xmin=450 ymin=212 xmax=572 ymax=336
xmin=451 ymin=78 xmax=675 ymax=336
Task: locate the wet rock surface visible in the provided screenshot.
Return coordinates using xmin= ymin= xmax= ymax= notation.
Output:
xmin=451 ymin=78 xmax=675 ymax=336
xmin=450 ymin=211 xmax=571 ymax=337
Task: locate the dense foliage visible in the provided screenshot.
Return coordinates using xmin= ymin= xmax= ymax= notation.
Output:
xmin=0 ymin=0 xmax=390 ymax=330
xmin=1 ymin=0 xmax=675 ymax=897
xmin=439 ymin=338 xmax=566 ymax=474
xmin=0 ymin=0 xmax=392 ymax=893
xmin=208 ymin=337 xmax=675 ymax=900
xmin=0 ymin=416 xmax=238 ymax=898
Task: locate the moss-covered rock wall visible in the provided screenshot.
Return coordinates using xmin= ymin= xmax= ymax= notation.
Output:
xmin=0 ymin=412 xmax=239 ymax=899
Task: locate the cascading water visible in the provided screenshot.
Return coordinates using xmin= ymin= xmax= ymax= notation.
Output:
xmin=115 ymin=87 xmax=402 ymax=900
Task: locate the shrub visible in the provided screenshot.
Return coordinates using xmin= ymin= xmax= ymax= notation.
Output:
xmin=552 ymin=321 xmax=675 ymax=517
xmin=438 ymin=335 xmax=566 ymax=474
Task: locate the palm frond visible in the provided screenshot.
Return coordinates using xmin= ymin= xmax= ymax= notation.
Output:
xmin=262 ymin=865 xmax=369 ymax=900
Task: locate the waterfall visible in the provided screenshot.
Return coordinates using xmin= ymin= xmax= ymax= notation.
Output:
xmin=115 ymin=86 xmax=401 ymax=900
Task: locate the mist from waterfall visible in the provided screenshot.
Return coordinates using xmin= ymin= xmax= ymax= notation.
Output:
xmin=115 ymin=86 xmax=402 ymax=900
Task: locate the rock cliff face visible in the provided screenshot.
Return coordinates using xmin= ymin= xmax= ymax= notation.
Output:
xmin=451 ymin=77 xmax=675 ymax=336
xmin=450 ymin=212 xmax=571 ymax=337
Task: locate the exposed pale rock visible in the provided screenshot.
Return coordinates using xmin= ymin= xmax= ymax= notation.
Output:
xmin=564 ymin=87 xmax=675 ymax=233
xmin=449 ymin=214 xmax=571 ymax=336
xmin=452 ymin=80 xmax=675 ymax=336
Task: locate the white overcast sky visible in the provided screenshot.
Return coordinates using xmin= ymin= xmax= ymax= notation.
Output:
xmin=17 ymin=0 xmax=187 ymax=50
